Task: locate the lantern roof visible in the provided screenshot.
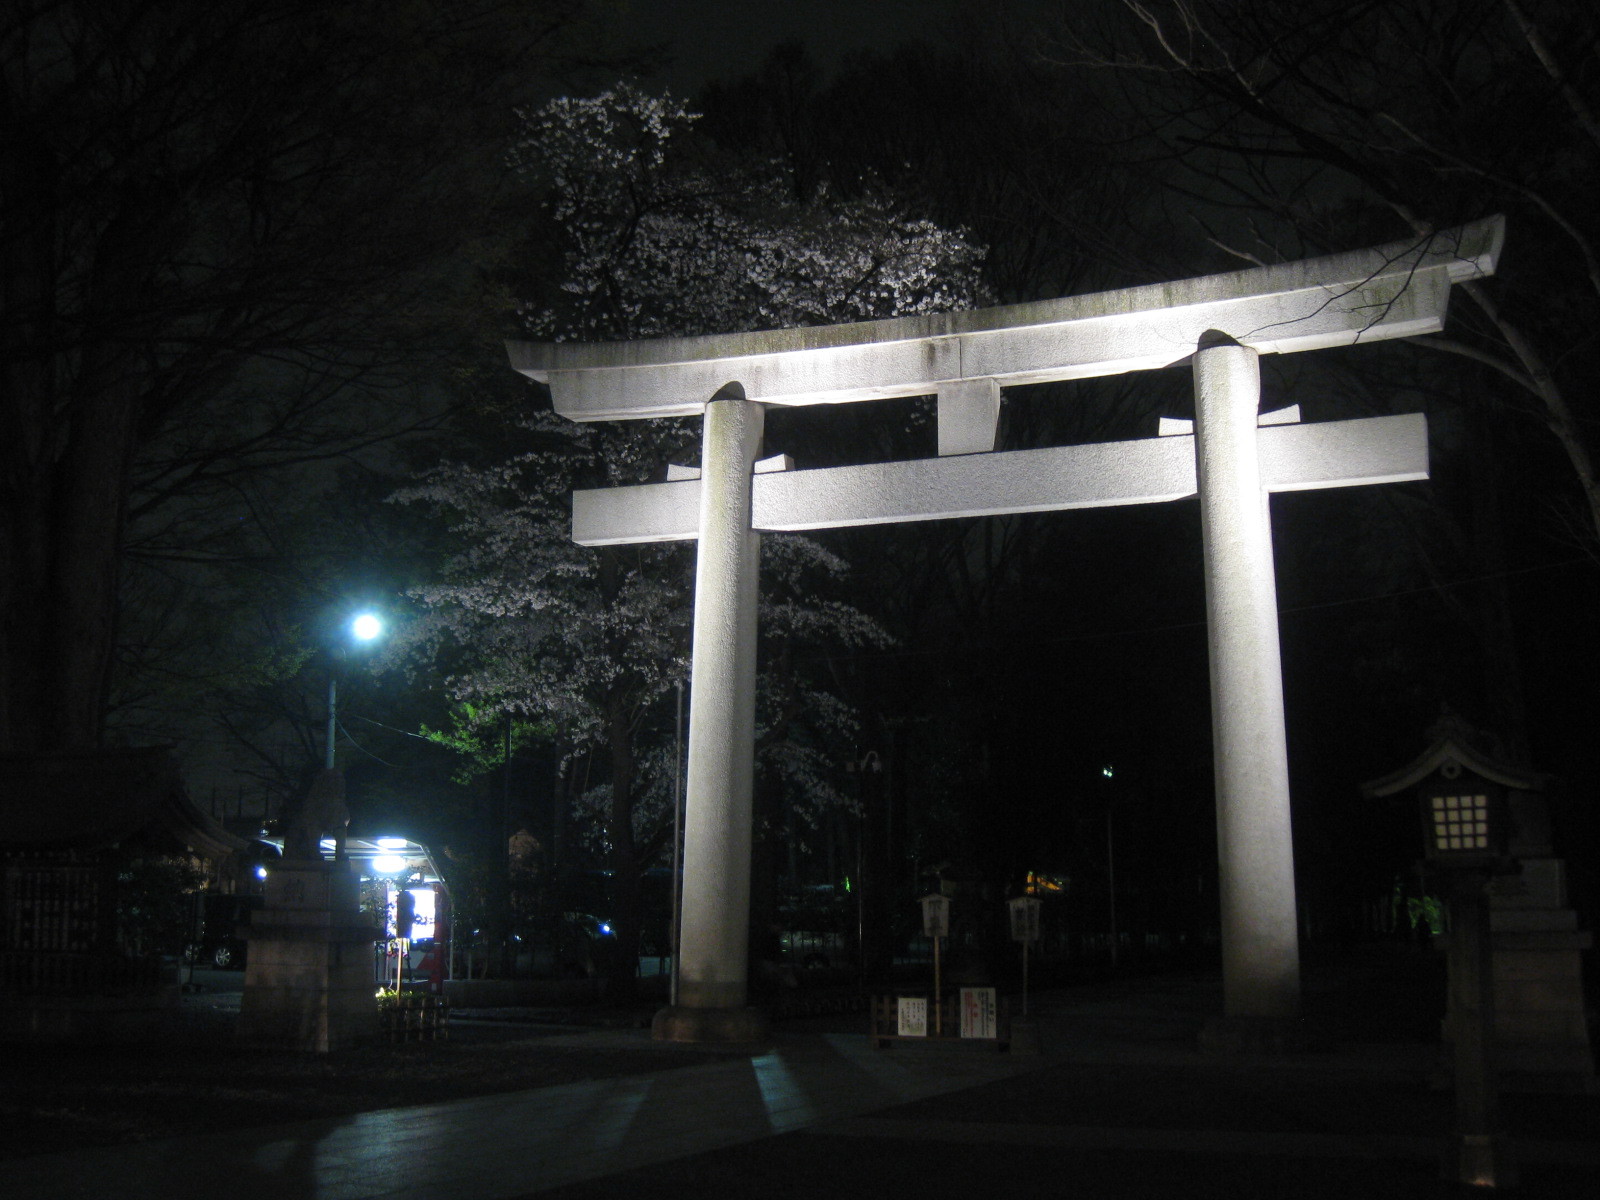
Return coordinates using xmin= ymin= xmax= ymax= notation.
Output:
xmin=1361 ymin=710 xmax=1545 ymax=799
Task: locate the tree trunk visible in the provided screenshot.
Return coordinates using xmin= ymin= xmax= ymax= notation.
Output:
xmin=1 ymin=139 xmax=173 ymax=752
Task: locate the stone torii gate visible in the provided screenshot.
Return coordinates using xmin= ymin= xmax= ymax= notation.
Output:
xmin=509 ymin=217 xmax=1504 ymax=1044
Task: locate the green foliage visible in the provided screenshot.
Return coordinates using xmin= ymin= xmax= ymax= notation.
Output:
xmin=419 ymin=704 xmax=554 ymax=784
xmin=1405 ymin=894 xmax=1447 ymax=938
xmin=1388 ymin=875 xmax=1446 ymax=937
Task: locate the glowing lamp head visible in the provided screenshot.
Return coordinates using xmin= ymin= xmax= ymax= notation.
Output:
xmin=372 ymin=855 xmax=407 ymax=875
xmin=1420 ymin=784 xmax=1508 ymax=866
xmin=351 ymin=613 xmax=383 ymax=642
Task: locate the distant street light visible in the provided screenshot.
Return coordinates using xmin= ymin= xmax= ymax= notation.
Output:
xmin=1103 ymin=764 xmax=1119 ymax=970
xmin=846 ymin=750 xmax=882 ymax=989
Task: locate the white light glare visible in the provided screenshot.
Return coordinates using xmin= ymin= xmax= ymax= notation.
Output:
xmin=376 ymin=837 xmax=408 ymax=849
xmin=1101 ymin=765 xmax=1114 ymax=778
xmin=372 ymin=855 xmax=407 ymax=874
xmin=351 ymin=612 xmax=383 ymax=641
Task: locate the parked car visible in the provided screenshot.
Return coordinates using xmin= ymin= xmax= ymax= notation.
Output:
xmin=184 ymin=893 xmax=261 ymax=970
xmin=776 ymin=885 xmax=851 ymax=969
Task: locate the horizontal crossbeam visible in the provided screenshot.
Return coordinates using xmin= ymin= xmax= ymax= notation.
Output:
xmin=572 ymin=414 xmax=1426 ymax=546
xmin=512 ymin=218 xmax=1501 ymax=421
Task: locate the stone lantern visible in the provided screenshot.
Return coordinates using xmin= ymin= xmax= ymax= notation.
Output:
xmin=1364 ymin=713 xmax=1594 ymax=1188
xmin=1363 ymin=712 xmax=1593 ymax=1092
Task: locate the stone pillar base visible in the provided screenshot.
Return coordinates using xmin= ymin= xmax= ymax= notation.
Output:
xmin=652 ymin=1005 xmax=769 ymax=1045
xmin=1199 ymin=1014 xmax=1322 ymax=1055
xmin=1008 ymin=1018 xmax=1044 ymax=1056
xmin=237 ymin=935 xmax=377 ymax=1053
xmin=237 ymin=858 xmax=380 ymax=1053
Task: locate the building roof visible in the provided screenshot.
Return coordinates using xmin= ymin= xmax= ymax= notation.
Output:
xmin=0 ymin=747 xmax=244 ymax=861
xmin=255 ymin=834 xmax=446 ymax=888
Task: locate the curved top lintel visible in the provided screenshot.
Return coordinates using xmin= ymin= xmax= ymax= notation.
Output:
xmin=511 ymin=216 xmax=1503 ymax=421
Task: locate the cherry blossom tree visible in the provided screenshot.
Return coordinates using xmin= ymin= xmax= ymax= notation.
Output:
xmin=512 ymin=83 xmax=988 ymax=339
xmin=393 ymin=84 xmax=989 ymax=983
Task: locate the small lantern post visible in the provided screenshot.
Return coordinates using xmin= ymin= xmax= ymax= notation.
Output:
xmin=921 ymin=893 xmax=950 ymax=1036
xmin=1363 ymin=720 xmax=1523 ymax=1190
xmin=1009 ymin=895 xmax=1042 ymax=1016
xmin=1419 ymin=770 xmax=1516 ymax=1190
xmin=1365 ymin=716 xmax=1522 ymax=1192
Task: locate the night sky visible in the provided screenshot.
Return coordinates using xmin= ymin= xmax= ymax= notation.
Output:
xmin=627 ymin=0 xmax=975 ymax=91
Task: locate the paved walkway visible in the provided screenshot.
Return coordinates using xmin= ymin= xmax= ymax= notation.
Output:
xmin=12 ymin=1024 xmax=1031 ymax=1200
xmin=13 ymin=972 xmax=1598 ymax=1199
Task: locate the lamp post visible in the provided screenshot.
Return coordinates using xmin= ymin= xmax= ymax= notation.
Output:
xmin=1102 ymin=764 xmax=1118 ymax=970
xmin=1009 ymin=894 xmax=1042 ymax=1016
xmin=846 ymin=750 xmax=882 ymax=989
xmin=307 ymin=610 xmax=384 ymax=863
xmin=920 ymin=892 xmax=950 ymax=1036
xmin=326 ymin=611 xmax=384 ymax=770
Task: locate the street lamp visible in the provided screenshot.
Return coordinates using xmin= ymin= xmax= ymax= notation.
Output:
xmin=325 ymin=611 xmax=384 ymax=770
xmin=294 ymin=610 xmax=386 ymax=864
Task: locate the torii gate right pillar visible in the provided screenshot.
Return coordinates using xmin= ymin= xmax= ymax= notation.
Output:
xmin=1193 ymin=334 xmax=1303 ymax=1038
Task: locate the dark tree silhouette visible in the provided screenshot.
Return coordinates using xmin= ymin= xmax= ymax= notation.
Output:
xmin=0 ymin=0 xmax=615 ymax=752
